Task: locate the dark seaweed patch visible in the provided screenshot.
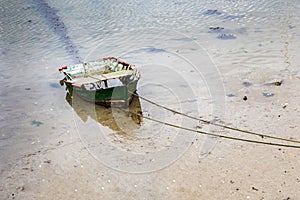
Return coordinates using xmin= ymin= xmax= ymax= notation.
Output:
xmin=22 ymin=6 xmax=35 ymax=11
xmin=142 ymin=47 xmax=166 ymax=53
xmin=31 ymin=120 xmax=43 ymax=127
xmin=209 ymin=27 xmax=224 ymax=30
xmin=209 ymin=27 xmax=225 ymax=33
xmin=33 ymin=0 xmax=82 ymax=63
xmin=209 ymin=27 xmax=247 ymax=40
xmin=242 ymin=81 xmax=252 ymax=87
xmin=226 ymin=93 xmax=236 ymax=97
xmin=262 ymin=92 xmax=275 ymax=97
xmin=217 ymin=33 xmax=236 ymax=40
xmin=204 ymin=9 xmax=222 ymax=16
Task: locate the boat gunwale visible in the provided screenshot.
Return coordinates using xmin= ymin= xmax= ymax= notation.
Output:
xmin=60 ymin=57 xmax=140 ymax=91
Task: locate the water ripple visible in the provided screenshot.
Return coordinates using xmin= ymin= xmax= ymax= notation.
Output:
xmin=32 ymin=0 xmax=82 ymax=63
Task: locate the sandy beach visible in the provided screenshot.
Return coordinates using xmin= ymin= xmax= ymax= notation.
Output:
xmin=1 ymin=0 xmax=300 ymax=199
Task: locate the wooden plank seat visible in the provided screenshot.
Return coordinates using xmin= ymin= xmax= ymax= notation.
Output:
xmin=74 ymin=70 xmax=133 ymax=85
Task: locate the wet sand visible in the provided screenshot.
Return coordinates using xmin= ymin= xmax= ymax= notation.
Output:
xmin=1 ymin=65 xmax=300 ymax=200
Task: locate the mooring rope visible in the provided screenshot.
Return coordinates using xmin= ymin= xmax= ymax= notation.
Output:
xmin=78 ymin=72 xmax=300 ymax=146
xmin=120 ymin=108 xmax=300 ymax=149
xmin=129 ymin=91 xmax=300 ymax=144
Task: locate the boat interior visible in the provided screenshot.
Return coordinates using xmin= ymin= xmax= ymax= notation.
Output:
xmin=62 ymin=57 xmax=139 ymax=90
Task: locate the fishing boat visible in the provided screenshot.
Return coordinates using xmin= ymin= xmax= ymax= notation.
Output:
xmin=59 ymin=57 xmax=141 ymax=107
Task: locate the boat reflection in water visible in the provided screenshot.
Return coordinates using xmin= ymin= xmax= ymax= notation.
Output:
xmin=65 ymin=89 xmax=143 ymax=134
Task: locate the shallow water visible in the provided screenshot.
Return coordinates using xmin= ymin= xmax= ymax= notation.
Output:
xmin=1 ymin=0 xmax=300 ymax=174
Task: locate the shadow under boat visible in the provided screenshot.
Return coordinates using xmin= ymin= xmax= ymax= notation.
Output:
xmin=65 ymin=88 xmax=143 ymax=133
